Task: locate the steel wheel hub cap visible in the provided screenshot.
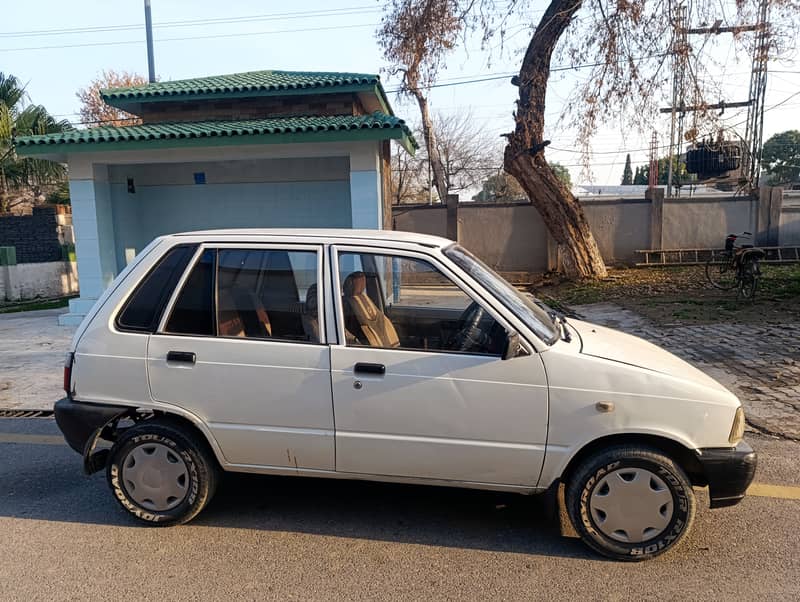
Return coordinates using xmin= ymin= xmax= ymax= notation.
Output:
xmin=589 ymin=468 xmax=674 ymax=543
xmin=122 ymin=442 xmax=189 ymax=511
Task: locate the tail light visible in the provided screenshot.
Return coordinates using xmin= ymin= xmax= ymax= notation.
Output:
xmin=63 ymin=352 xmax=74 ymax=396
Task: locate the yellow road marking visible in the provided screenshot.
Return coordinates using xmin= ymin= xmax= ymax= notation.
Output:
xmin=747 ymin=483 xmax=800 ymax=500
xmin=0 ymin=433 xmax=65 ymax=446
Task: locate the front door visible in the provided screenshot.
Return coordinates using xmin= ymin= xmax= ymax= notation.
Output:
xmin=329 ymin=247 xmax=549 ymax=487
xmin=147 ymin=244 xmax=335 ymax=471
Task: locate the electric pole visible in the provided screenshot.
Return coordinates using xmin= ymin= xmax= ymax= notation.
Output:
xmin=144 ymin=0 xmax=156 ymax=83
xmin=660 ymin=0 xmax=770 ymax=195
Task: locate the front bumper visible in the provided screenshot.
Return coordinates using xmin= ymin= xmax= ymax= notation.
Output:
xmin=695 ymin=441 xmax=757 ymax=508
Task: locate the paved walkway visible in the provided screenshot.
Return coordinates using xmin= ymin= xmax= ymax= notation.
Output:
xmin=0 ymin=309 xmax=73 ymax=411
xmin=574 ymin=303 xmax=800 ymax=440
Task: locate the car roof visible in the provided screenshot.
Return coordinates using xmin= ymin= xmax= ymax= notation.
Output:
xmin=169 ymin=228 xmax=453 ymax=248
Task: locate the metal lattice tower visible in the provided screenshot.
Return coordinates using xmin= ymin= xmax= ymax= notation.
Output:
xmin=743 ymin=0 xmax=771 ymax=188
xmin=666 ymin=3 xmax=689 ymax=198
xmin=648 ymin=131 xmax=658 ymax=190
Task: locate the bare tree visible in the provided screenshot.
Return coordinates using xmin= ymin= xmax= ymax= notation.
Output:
xmin=76 ymin=70 xmax=148 ymax=127
xmin=379 ymin=0 xmax=799 ymax=278
xmin=378 ymin=1 xmax=461 ymax=203
xmin=391 ymin=111 xmax=499 ymax=203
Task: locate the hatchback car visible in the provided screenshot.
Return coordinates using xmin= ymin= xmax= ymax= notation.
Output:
xmin=55 ymin=229 xmax=755 ymax=560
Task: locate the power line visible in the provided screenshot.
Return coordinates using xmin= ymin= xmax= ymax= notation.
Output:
xmin=0 ymin=6 xmax=380 ymax=38
xmin=0 ymin=22 xmax=374 ymax=53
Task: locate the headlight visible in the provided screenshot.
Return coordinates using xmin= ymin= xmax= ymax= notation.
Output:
xmin=729 ymin=406 xmax=745 ymax=444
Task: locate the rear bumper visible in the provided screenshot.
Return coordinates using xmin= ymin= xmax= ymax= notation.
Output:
xmin=54 ymin=397 xmax=131 ymax=455
xmin=695 ymin=441 xmax=757 ymax=508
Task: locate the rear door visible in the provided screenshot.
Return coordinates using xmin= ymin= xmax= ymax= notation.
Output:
xmin=147 ymin=243 xmax=335 ymax=471
xmin=329 ymin=246 xmax=549 ymax=487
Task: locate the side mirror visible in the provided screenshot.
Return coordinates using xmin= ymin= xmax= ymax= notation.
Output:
xmin=502 ymin=331 xmax=521 ymax=360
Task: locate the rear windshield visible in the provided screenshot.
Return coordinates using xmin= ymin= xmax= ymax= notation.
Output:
xmin=444 ymin=244 xmax=559 ymax=344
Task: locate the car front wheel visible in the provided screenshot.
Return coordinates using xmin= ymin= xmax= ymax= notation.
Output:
xmin=106 ymin=420 xmax=219 ymax=526
xmin=566 ymin=445 xmax=696 ymax=561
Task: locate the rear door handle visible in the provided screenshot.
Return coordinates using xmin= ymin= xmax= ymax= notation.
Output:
xmin=354 ymin=362 xmax=385 ymax=375
xmin=167 ymin=351 xmax=196 ymax=364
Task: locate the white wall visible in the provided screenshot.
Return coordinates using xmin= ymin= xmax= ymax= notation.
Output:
xmin=0 ymin=262 xmax=78 ymax=301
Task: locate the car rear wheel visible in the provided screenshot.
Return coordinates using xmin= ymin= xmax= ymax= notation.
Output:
xmin=566 ymin=445 xmax=696 ymax=561
xmin=106 ymin=420 xmax=218 ymax=526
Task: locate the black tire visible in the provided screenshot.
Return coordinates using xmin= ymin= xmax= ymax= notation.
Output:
xmin=106 ymin=420 xmax=219 ymax=526
xmin=566 ymin=446 xmax=696 ymax=561
xmin=705 ymin=252 xmax=737 ymax=290
xmin=737 ymin=258 xmax=760 ymax=301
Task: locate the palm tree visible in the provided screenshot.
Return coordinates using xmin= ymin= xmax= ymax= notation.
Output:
xmin=0 ymin=72 xmax=72 ymax=212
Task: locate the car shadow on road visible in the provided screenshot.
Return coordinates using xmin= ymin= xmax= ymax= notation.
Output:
xmin=0 ymin=446 xmax=595 ymax=561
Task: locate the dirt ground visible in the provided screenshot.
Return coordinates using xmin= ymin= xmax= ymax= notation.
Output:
xmin=535 ymin=264 xmax=800 ymax=325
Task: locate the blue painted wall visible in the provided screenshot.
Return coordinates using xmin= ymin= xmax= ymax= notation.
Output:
xmin=109 ymin=180 xmax=352 ymax=272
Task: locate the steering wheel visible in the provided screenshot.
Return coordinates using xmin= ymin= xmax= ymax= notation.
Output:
xmin=447 ymin=301 xmax=490 ymax=352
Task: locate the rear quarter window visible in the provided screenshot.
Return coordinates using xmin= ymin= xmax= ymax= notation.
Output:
xmin=115 ymin=244 xmax=197 ymax=333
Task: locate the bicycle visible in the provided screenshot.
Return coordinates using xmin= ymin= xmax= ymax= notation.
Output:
xmin=705 ymin=232 xmax=765 ymax=301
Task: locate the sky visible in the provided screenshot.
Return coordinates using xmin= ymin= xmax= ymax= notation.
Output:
xmin=4 ymin=0 xmax=799 ymax=186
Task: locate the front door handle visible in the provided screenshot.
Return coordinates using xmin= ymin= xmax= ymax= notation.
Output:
xmin=166 ymin=351 xmax=196 ymax=364
xmin=354 ymin=362 xmax=385 ymax=375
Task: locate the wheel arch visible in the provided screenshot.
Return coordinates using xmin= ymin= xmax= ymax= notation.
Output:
xmin=558 ymin=433 xmax=707 ymax=488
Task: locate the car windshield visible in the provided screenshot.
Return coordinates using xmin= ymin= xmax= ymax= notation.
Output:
xmin=444 ymin=244 xmax=559 ymax=345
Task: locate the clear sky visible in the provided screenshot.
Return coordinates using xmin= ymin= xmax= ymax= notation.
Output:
xmin=5 ymin=0 xmax=799 ymax=186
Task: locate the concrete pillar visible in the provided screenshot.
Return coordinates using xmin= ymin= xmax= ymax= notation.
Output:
xmin=445 ymin=194 xmax=460 ymax=242
xmin=60 ymin=162 xmax=117 ymax=325
xmin=757 ymin=186 xmax=783 ymax=246
xmin=646 ymin=187 xmax=665 ymax=250
xmin=349 ymin=143 xmax=383 ymax=229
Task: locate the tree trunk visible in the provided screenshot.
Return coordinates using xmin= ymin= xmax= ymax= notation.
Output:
xmin=504 ymin=0 xmax=607 ymax=278
xmin=413 ymin=91 xmax=449 ymax=204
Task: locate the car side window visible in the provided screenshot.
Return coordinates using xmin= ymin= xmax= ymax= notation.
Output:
xmin=338 ymin=252 xmax=506 ymax=356
xmin=165 ymin=249 xmax=215 ymax=336
xmin=163 ymin=247 xmax=320 ymax=343
xmin=115 ymin=244 xmax=197 ymax=333
xmin=216 ymin=248 xmax=320 ymax=343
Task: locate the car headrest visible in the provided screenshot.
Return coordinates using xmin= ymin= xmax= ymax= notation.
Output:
xmin=343 ymin=272 xmax=367 ymax=297
xmin=306 ymin=284 xmax=318 ymax=312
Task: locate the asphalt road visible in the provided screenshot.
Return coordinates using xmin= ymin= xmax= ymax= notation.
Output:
xmin=0 ymin=418 xmax=798 ymax=601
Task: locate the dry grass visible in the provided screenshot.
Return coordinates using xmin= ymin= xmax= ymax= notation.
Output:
xmin=534 ymin=264 xmax=800 ymax=325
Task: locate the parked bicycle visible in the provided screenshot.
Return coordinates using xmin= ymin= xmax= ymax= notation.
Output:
xmin=705 ymin=232 xmax=765 ymax=300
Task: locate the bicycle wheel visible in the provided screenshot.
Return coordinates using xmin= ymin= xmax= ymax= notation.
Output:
xmin=738 ymin=258 xmax=760 ymax=301
xmin=705 ymin=252 xmax=737 ymax=290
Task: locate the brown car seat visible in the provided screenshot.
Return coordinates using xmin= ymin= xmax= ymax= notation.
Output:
xmin=342 ymin=272 xmax=400 ymax=348
xmin=301 ymin=284 xmax=320 ymax=342
xmin=218 ymin=287 xmax=272 ymax=338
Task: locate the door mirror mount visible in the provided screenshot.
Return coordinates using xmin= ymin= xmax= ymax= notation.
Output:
xmin=502 ymin=331 xmax=521 ymax=360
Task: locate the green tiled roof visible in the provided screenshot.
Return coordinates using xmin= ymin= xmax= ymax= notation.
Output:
xmin=101 ymin=70 xmax=382 ymax=104
xmin=15 ymin=113 xmax=417 ymax=155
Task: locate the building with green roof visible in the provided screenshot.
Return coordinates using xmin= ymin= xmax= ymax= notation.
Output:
xmin=16 ymin=69 xmax=417 ymax=325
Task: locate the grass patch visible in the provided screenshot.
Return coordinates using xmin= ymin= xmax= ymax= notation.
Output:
xmin=0 ymin=298 xmax=71 ymax=314
xmin=535 ymin=264 xmax=800 ymax=326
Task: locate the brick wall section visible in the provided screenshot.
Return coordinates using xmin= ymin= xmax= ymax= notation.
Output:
xmin=138 ymin=93 xmax=361 ymax=123
xmin=0 ymin=206 xmax=62 ymax=263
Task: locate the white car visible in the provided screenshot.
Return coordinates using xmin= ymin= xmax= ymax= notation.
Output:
xmin=55 ymin=229 xmax=755 ymax=561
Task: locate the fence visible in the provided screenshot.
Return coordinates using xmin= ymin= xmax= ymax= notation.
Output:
xmin=392 ymin=187 xmax=797 ymax=273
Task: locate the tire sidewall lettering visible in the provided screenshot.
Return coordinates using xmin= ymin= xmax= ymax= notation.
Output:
xmin=109 ymin=430 xmax=202 ymax=524
xmin=577 ymin=456 xmax=691 ymax=559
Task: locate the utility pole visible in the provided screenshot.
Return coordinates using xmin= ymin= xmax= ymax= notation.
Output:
xmin=666 ymin=3 xmax=688 ymax=198
xmin=144 ymin=0 xmax=156 ymax=83
xmin=648 ymin=132 xmax=658 ymax=191
xmin=743 ymin=0 xmax=771 ymax=187
xmin=661 ymin=0 xmax=770 ymax=194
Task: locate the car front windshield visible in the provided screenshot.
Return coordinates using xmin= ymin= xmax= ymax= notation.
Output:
xmin=444 ymin=244 xmax=559 ymax=345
